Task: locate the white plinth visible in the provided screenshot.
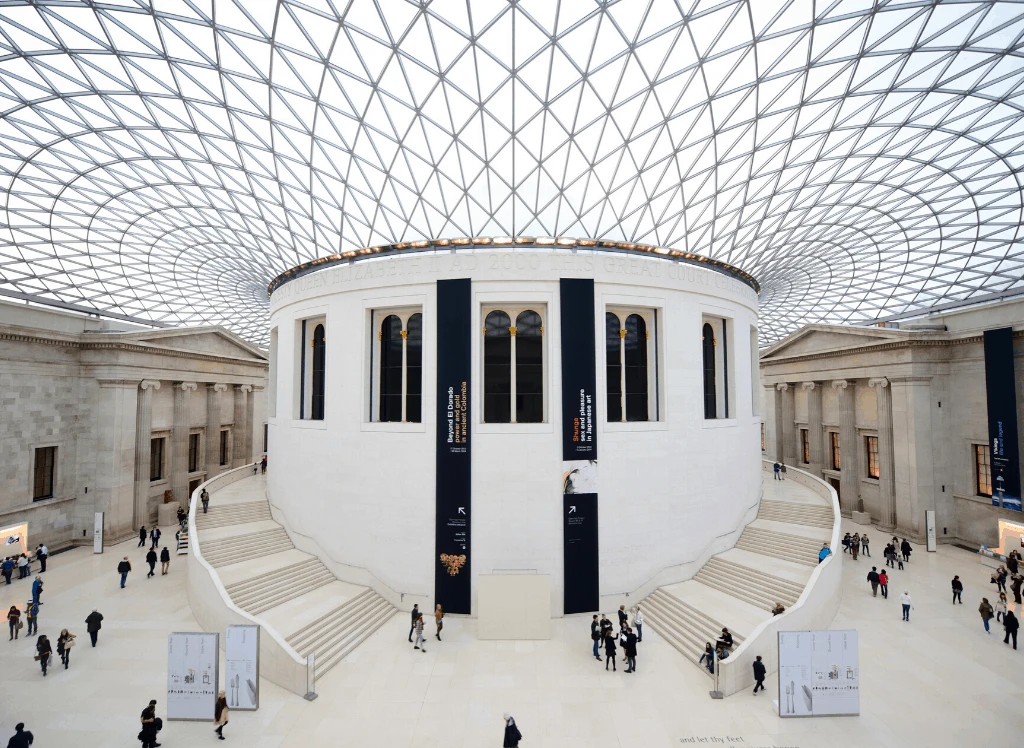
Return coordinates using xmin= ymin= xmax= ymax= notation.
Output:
xmin=477 ymin=574 xmax=551 ymax=639
xmin=851 ymin=511 xmax=872 ymax=525
xmin=158 ymin=502 xmax=181 ymax=528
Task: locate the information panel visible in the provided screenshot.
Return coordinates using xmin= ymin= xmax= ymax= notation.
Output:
xmin=563 ymin=494 xmax=599 ymax=614
xmin=225 ymin=625 xmax=259 ymax=710
xmin=167 ymin=632 xmax=219 ymax=720
xmin=984 ymin=327 xmax=1021 ymax=511
xmin=435 ymin=278 xmax=472 ymax=614
xmin=778 ymin=630 xmax=859 ymax=717
xmin=559 ymin=278 xmax=597 ymax=461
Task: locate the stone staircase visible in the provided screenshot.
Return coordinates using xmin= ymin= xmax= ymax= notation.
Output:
xmin=201 ymin=527 xmax=293 ymax=567
xmin=642 ymin=588 xmax=744 ymax=675
xmin=176 ymin=526 xmax=189 ymax=556
xmin=694 ymin=557 xmax=804 ymax=609
xmin=756 ymin=499 xmax=832 ymax=528
xmin=225 ymin=557 xmax=336 ymax=615
xmin=196 ymin=500 xmax=273 ymax=530
xmin=734 ymin=526 xmax=824 ymax=566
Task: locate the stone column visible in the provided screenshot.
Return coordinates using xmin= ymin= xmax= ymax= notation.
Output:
xmin=95 ymin=379 xmax=141 ymax=542
xmin=205 ymin=384 xmax=227 ymax=479
xmin=774 ymin=383 xmax=787 ymax=462
xmin=802 ymin=381 xmax=824 ymax=476
xmin=133 ymin=380 xmax=160 ymax=528
xmin=244 ymin=385 xmax=257 ymax=463
xmin=890 ymin=376 xmax=936 ymax=539
xmin=832 ymin=379 xmax=859 ymax=515
xmin=782 ymin=382 xmax=797 ymax=465
xmin=171 ymin=382 xmax=197 ymax=504
xmin=232 ymin=385 xmax=250 ymax=467
xmin=869 ymin=378 xmax=897 ymax=530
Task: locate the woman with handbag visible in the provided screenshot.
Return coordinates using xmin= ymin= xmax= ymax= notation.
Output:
xmin=7 ymin=605 xmax=20 ymax=640
xmin=57 ymin=628 xmax=75 ymax=669
xmin=35 ymin=634 xmax=52 ymax=676
xmin=214 ymin=690 xmax=229 ymax=740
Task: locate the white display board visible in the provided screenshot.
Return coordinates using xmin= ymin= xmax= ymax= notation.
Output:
xmin=225 ymin=625 xmax=260 ymax=710
xmin=926 ymin=510 xmax=936 ymax=552
xmin=93 ymin=512 xmax=104 ymax=553
xmin=167 ymin=632 xmax=219 ymax=720
xmin=778 ymin=630 xmax=859 ymax=717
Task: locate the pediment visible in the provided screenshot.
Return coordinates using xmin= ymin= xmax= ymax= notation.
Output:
xmin=761 ymin=325 xmax=905 ymax=360
xmin=125 ymin=327 xmax=266 ymax=361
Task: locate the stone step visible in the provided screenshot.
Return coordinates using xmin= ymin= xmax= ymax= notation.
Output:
xmin=641 ymin=589 xmax=744 ymax=677
xmin=226 ymin=557 xmax=323 ymax=597
xmin=312 ymin=598 xmax=397 ymax=678
xmin=195 ymin=502 xmax=273 ymax=530
xmin=695 ymin=563 xmax=801 ymax=609
xmin=735 ymin=528 xmax=821 ymax=566
xmin=286 ymin=589 xmax=377 ymax=652
xmin=757 ymin=501 xmax=832 ymax=528
xmin=236 ymin=568 xmax=338 ymax=616
xmin=201 ymin=528 xmax=293 ymax=567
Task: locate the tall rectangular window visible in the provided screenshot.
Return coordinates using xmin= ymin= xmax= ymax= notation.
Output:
xmin=606 ymin=308 xmax=657 ymax=422
xmin=482 ymin=306 xmax=544 ymax=424
xmin=866 ymin=436 xmax=879 ymax=478
xmin=33 ymin=446 xmax=56 ymax=500
xmin=976 ymin=444 xmax=992 ymax=497
xmin=831 ymin=432 xmax=841 ymax=470
xmin=150 ymin=438 xmax=164 ymax=481
xmin=701 ymin=315 xmax=731 ymax=419
xmin=263 ymin=423 xmax=268 ymax=453
xmin=761 ymin=423 xmax=766 ymax=452
xmin=219 ymin=430 xmax=229 ymax=466
xmin=801 ymin=429 xmax=809 ymax=464
xmin=188 ymin=433 xmax=200 ymax=473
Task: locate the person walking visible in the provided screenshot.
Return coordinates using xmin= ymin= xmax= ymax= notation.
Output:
xmin=842 ymin=533 xmax=851 ymax=554
xmin=261 ymin=456 xmax=267 ymax=474
xmin=2 ymin=556 xmax=13 ymax=584
xmin=160 ymin=547 xmax=171 ymax=575
xmin=176 ymin=507 xmax=187 ymax=530
xmin=140 ymin=700 xmax=160 ymax=748
xmin=752 ymin=655 xmax=766 ymax=694
xmin=408 ymin=603 xmax=419 ymax=642
xmin=85 ymin=609 xmax=103 ymax=647
xmin=590 ymin=615 xmax=601 ymax=660
xmin=699 ymin=642 xmax=715 ymax=673
xmin=138 ymin=526 xmax=147 ymax=548
xmin=900 ymin=538 xmax=912 ymax=562
xmin=56 ymin=628 xmax=75 ymax=669
xmin=434 ymin=604 xmax=444 ymax=641
xmin=7 ymin=605 xmax=20 ymax=640
xmin=879 ymin=569 xmax=889 ymax=599
xmin=780 ymin=462 xmax=787 ymax=479
xmin=35 ymin=544 xmax=48 ymax=573
xmin=624 ymin=627 xmax=638 ymax=673
xmin=603 ymin=629 xmax=617 ymax=671
xmin=867 ymin=567 xmax=880 ymax=596
xmin=6 ymin=723 xmax=33 ymax=748
xmin=996 ymin=593 xmax=1008 ymax=623
xmin=773 ymin=461 xmax=781 ymax=480
xmin=818 ymin=543 xmax=832 ymax=564
xmin=1010 ymin=573 xmax=1023 ymax=605
xmin=851 ymin=533 xmax=860 ymax=560
xmin=979 ymin=598 xmax=995 ymax=634
xmin=150 ymin=527 xmax=161 ymax=550
xmin=25 ymin=601 xmax=38 ymax=637
xmin=1009 ymin=552 xmax=1020 ymax=575
xmin=634 ymin=605 xmax=644 ymax=642
xmin=252 ymin=462 xmax=258 ymax=475
xmin=861 ymin=534 xmax=870 ymax=557
xmin=995 ymin=566 xmax=1008 ymax=593
xmin=214 ymin=690 xmax=229 ymax=740
xmin=951 ymin=575 xmax=963 ymax=604
xmin=900 ymin=590 xmax=914 ymax=621
xmin=1004 ymin=609 xmax=1019 ymax=650
xmin=413 ymin=612 xmax=426 ymax=652
xmin=884 ymin=543 xmax=895 ymax=568
xmin=502 ymin=714 xmax=522 ymax=748
xmin=31 ymin=576 xmax=42 ymax=606
xmin=35 ymin=634 xmax=51 ymax=676
xmin=201 ymin=487 xmax=210 ymax=513
xmin=117 ymin=556 xmax=131 ymax=588
xmin=146 ymin=548 xmax=158 ymax=578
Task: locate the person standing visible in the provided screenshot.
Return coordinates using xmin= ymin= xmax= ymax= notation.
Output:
xmin=878 ymin=569 xmax=889 ymax=599
xmin=434 ymin=604 xmax=444 ymax=641
xmin=35 ymin=634 xmax=51 ymax=676
xmin=117 ymin=556 xmax=131 ymax=588
xmin=140 ymin=700 xmax=160 ymax=748
xmin=17 ymin=554 xmax=28 ymax=579
xmin=1008 ymin=552 xmax=1019 ymax=576
xmin=408 ymin=603 xmax=419 ymax=642
xmin=502 ymin=714 xmax=521 ymax=748
xmin=900 ymin=538 xmax=912 ymax=562
xmin=818 ymin=543 xmax=832 ymax=564
xmin=261 ymin=456 xmax=267 ymax=474
xmin=951 ymin=575 xmax=963 ymax=604
xmin=35 ymin=544 xmax=48 ymax=573
xmin=884 ymin=543 xmax=895 ymax=568
xmin=996 ymin=593 xmax=1008 ymax=623
xmin=867 ymin=567 xmax=880 ymax=596
xmin=146 ymin=548 xmax=158 ymax=578
xmin=752 ymin=655 xmax=766 ymax=694
xmin=201 ymin=487 xmax=210 ymax=513
xmin=160 ymin=547 xmax=171 ymax=575
xmin=150 ymin=527 xmax=161 ymax=550
xmin=25 ymin=601 xmax=38 ymax=636
xmin=979 ymin=598 xmax=995 ymax=634
xmin=773 ymin=462 xmax=781 ymax=480
xmin=617 ymin=604 xmax=628 ymax=628
xmin=861 ymin=534 xmax=870 ymax=557
xmin=6 ymin=723 xmax=33 ymax=748
xmin=7 ymin=605 xmax=20 ymax=640
xmin=624 ymin=627 xmax=638 ymax=673
xmin=634 ymin=605 xmax=644 ymax=642
xmin=590 ymin=615 xmax=601 ymax=660
xmin=176 ymin=507 xmax=187 ymax=530
xmin=214 ymin=690 xmax=229 ymax=740
xmin=413 ymin=612 xmax=426 ymax=652
xmin=31 ymin=577 xmax=42 ymax=606
xmin=138 ymin=526 xmax=147 ymax=548
xmin=603 ymin=630 xmax=617 ymax=671
xmin=780 ymin=462 xmax=787 ymax=479
xmin=842 ymin=533 xmax=851 ymax=554
xmin=56 ymin=628 xmax=75 ymax=669
xmin=996 ymin=566 xmax=1008 ymax=593
xmin=900 ymin=590 xmax=913 ymax=621
xmin=850 ymin=533 xmax=860 ymax=560
xmin=1 ymin=556 xmax=13 ymax=584
xmin=1010 ymin=573 xmax=1023 ymax=605
xmin=252 ymin=462 xmax=258 ymax=475
xmin=85 ymin=609 xmax=103 ymax=647
xmin=1004 ymin=609 xmax=1019 ymax=650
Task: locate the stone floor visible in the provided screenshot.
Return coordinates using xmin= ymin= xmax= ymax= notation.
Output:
xmin=1 ymin=483 xmax=1023 ymax=747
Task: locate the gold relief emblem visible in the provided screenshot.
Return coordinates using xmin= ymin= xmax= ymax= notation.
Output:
xmin=440 ymin=553 xmax=467 ymax=576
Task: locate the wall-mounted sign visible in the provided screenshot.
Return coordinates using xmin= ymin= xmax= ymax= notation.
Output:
xmin=984 ymin=327 xmax=1021 ymax=511
xmin=167 ymin=632 xmax=219 ymax=720
xmin=225 ymin=625 xmax=259 ymax=710
xmin=778 ymin=630 xmax=859 ymax=717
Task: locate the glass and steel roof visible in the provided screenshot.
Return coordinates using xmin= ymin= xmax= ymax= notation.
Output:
xmin=0 ymin=0 xmax=1022 ymax=344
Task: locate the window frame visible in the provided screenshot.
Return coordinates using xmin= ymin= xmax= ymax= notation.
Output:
xmin=975 ymin=443 xmax=992 ymax=497
xmin=605 ymin=306 xmax=659 ymax=423
xmin=219 ymin=430 xmax=229 ymax=466
xmin=480 ymin=303 xmax=547 ymax=425
xmin=32 ymin=445 xmax=57 ymax=501
xmin=865 ymin=435 xmax=879 ymax=479
xmin=801 ymin=428 xmax=810 ymax=464
xmin=701 ymin=314 xmax=733 ymax=420
xmin=188 ymin=432 xmax=201 ymax=473
xmin=369 ymin=307 xmax=424 ymax=423
xmin=830 ymin=431 xmax=841 ymax=470
xmin=294 ymin=313 xmax=327 ymax=421
xmin=150 ymin=437 xmax=165 ymax=481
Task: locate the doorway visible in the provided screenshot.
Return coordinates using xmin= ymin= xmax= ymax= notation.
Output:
xmin=188 ymin=478 xmax=201 ymax=498
xmin=829 ymin=478 xmax=841 ymax=502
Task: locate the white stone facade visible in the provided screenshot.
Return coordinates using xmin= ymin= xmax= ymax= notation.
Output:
xmin=760 ymin=298 xmax=1024 ymax=547
xmin=0 ymin=300 xmax=268 ymax=549
xmin=267 ymin=249 xmax=761 ymax=614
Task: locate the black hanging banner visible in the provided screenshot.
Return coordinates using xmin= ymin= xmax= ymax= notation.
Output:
xmin=563 ymin=494 xmax=599 ymax=614
xmin=560 ymin=278 xmax=598 ymax=461
xmin=984 ymin=327 xmax=1021 ymax=511
xmin=435 ymin=278 xmax=472 ymax=612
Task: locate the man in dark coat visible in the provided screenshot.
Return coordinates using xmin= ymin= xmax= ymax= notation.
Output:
xmin=502 ymin=714 xmax=521 ymax=748
xmin=590 ymin=615 xmax=601 ymax=660
xmin=1004 ymin=610 xmax=1019 ymax=650
xmin=146 ymin=549 xmax=158 ymax=578
xmin=867 ymin=567 xmax=880 ymax=596
xmin=900 ymin=538 xmax=912 ymax=562
xmin=951 ymin=575 xmax=963 ymax=604
xmin=624 ymin=628 xmax=638 ymax=673
xmin=117 ymin=557 xmax=131 ymax=588
xmin=149 ymin=527 xmax=161 ymax=550
xmin=752 ymin=655 xmax=767 ymax=694
xmin=6 ymin=723 xmax=33 ymax=748
xmin=408 ymin=604 xmax=419 ymax=642
xmin=1011 ymin=573 xmax=1024 ymax=605
xmin=140 ymin=700 xmax=159 ymax=748
xmin=85 ymin=609 xmax=103 ymax=647
xmin=138 ymin=526 xmax=146 ymax=548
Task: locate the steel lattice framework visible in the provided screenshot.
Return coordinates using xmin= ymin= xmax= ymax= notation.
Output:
xmin=0 ymin=0 xmax=1023 ymax=344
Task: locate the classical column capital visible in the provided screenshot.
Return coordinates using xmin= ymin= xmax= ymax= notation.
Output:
xmin=235 ymin=384 xmax=253 ymax=393
xmin=207 ymin=383 xmax=228 ymax=392
xmin=251 ymin=385 xmax=265 ymax=392
xmin=775 ymin=382 xmax=789 ymax=392
xmin=176 ymin=381 xmax=198 ymax=392
xmin=831 ymin=379 xmax=849 ymax=390
xmin=140 ymin=380 xmax=161 ymax=391
xmin=800 ymin=381 xmax=818 ymax=391
xmin=868 ymin=377 xmax=890 ymax=389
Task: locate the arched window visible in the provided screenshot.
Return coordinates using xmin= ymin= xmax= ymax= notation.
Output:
xmin=515 ymin=310 xmax=543 ymax=423
xmin=605 ymin=313 xmax=622 ymax=422
xmin=379 ymin=315 xmax=403 ymax=422
xmin=483 ymin=310 xmax=512 ymax=423
xmin=406 ymin=313 xmax=423 ymax=423
xmin=702 ymin=322 xmax=716 ymax=419
xmin=311 ymin=323 xmax=326 ymax=420
xmin=624 ymin=314 xmax=648 ymax=421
